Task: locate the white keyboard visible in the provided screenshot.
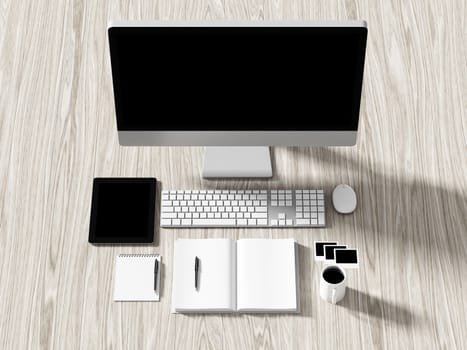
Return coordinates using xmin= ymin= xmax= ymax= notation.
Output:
xmin=160 ymin=189 xmax=325 ymax=228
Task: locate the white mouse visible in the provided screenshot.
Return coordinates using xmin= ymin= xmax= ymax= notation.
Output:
xmin=332 ymin=184 xmax=357 ymax=214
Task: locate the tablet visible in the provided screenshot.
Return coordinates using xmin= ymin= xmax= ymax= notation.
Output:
xmin=88 ymin=178 xmax=156 ymax=243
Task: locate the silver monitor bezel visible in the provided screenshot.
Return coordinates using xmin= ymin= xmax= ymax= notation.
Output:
xmin=109 ymin=20 xmax=367 ymax=146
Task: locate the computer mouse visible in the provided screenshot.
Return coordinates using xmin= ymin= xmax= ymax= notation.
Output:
xmin=332 ymin=184 xmax=357 ymax=214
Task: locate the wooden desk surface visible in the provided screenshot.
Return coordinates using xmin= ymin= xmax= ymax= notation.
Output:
xmin=0 ymin=0 xmax=466 ymax=349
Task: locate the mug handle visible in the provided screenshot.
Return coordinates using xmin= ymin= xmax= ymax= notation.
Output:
xmin=331 ymin=288 xmax=337 ymax=304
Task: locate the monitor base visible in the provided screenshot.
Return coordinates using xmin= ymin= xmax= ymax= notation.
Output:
xmin=202 ymin=147 xmax=273 ymax=178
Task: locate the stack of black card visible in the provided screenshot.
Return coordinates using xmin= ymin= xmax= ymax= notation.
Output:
xmin=314 ymin=241 xmax=359 ymax=268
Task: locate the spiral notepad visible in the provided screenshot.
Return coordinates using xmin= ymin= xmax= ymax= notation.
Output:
xmin=113 ymin=254 xmax=161 ymax=301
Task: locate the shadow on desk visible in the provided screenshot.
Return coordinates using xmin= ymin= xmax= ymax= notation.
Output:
xmin=286 ymin=147 xmax=467 ymax=269
xmin=339 ymin=287 xmax=418 ymax=326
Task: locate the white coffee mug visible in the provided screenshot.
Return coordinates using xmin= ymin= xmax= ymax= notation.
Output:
xmin=320 ymin=265 xmax=347 ymax=304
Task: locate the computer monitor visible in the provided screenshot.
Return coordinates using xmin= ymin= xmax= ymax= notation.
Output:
xmin=108 ymin=21 xmax=367 ymax=178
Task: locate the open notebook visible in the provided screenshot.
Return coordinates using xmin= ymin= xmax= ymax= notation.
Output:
xmin=172 ymin=239 xmax=299 ymax=313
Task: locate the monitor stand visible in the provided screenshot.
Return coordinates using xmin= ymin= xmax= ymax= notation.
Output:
xmin=202 ymin=147 xmax=273 ymax=178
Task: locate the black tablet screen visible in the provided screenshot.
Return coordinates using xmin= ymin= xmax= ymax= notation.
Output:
xmin=89 ymin=178 xmax=156 ymax=243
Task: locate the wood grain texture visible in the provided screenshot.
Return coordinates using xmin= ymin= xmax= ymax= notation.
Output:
xmin=0 ymin=0 xmax=466 ymax=349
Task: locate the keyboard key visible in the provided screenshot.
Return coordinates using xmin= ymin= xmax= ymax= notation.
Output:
xmin=256 ymin=207 xmax=267 ymax=212
xmin=172 ymin=219 xmax=181 ymax=226
xmin=278 ymin=213 xmax=286 ymax=219
xmin=161 ymin=212 xmax=177 ymax=219
xmin=270 ymin=219 xmax=278 ymax=226
xmin=248 ymin=219 xmax=257 ymax=226
xmin=286 ymin=219 xmax=293 ymax=226
xmin=318 ymin=213 xmax=325 ymax=225
xmin=296 ymin=219 xmax=310 ymax=226
xmin=279 ymin=220 xmax=286 ymax=226
xmin=162 ymin=200 xmax=172 ymax=206
xmin=258 ymin=219 xmax=268 ymax=226
xmin=161 ymin=219 xmax=172 ymax=226
xmin=252 ymin=213 xmax=267 ymax=219
xmin=181 ymin=219 xmax=191 ymax=225
xmin=162 ymin=207 xmax=174 ymax=212
xmin=236 ymin=219 xmax=246 ymax=225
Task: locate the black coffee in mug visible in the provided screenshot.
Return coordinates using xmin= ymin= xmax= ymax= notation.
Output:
xmin=323 ymin=267 xmax=345 ymax=284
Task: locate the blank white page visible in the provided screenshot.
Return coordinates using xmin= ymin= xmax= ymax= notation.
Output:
xmin=113 ymin=254 xmax=160 ymax=301
xmin=172 ymin=239 xmax=236 ymax=312
xmin=236 ymin=239 xmax=298 ymax=312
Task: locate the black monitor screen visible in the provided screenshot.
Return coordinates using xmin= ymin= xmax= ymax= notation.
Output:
xmin=109 ymin=26 xmax=367 ymax=131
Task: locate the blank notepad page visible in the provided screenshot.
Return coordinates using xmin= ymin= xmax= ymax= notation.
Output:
xmin=113 ymin=254 xmax=160 ymax=301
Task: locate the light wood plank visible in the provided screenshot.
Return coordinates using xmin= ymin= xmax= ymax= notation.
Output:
xmin=1 ymin=0 xmax=466 ymax=349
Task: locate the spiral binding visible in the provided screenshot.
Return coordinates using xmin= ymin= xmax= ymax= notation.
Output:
xmin=118 ymin=254 xmax=159 ymax=258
